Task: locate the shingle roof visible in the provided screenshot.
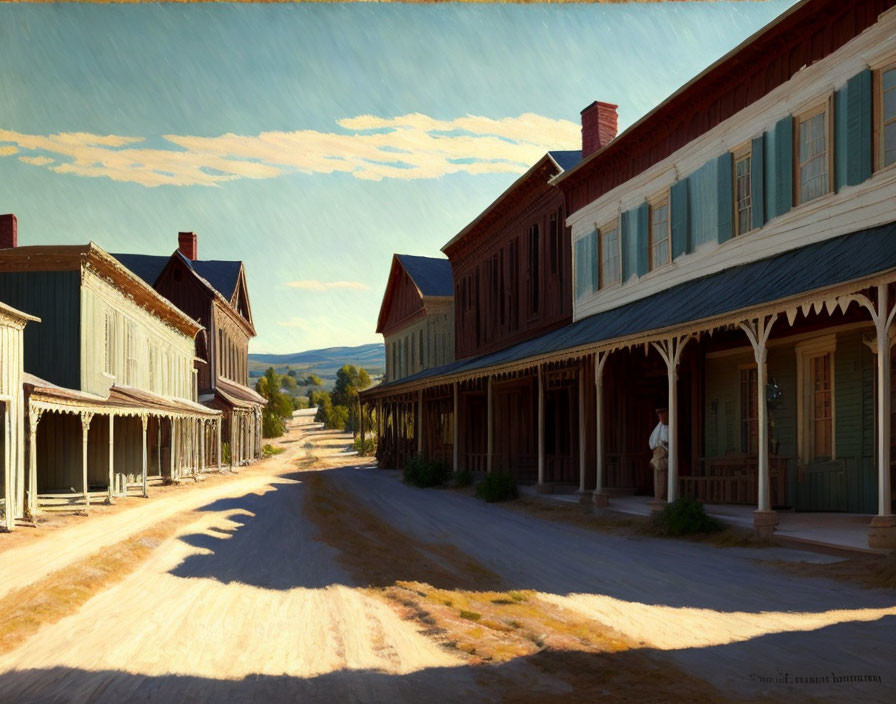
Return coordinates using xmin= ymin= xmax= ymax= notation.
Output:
xmin=181 ymin=253 xmax=243 ymax=300
xmin=396 ymin=254 xmax=453 ymax=298
xmin=548 ymin=150 xmax=582 ymax=172
xmin=370 ymin=220 xmax=896 ymax=391
xmin=111 ymin=253 xmax=169 ymax=287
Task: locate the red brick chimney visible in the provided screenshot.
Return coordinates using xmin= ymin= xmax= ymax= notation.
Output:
xmin=0 ymin=214 xmax=17 ymax=249
xmin=581 ymin=101 xmax=619 ymax=158
xmin=178 ymin=231 xmax=198 ymax=261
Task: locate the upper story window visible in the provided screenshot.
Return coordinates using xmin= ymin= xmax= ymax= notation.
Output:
xmin=649 ymin=198 xmax=670 ymax=270
xmin=733 ymin=144 xmax=753 ymax=235
xmin=599 ymin=221 xmax=620 ymax=288
xmin=527 ymin=223 xmax=540 ymax=315
xmin=795 ymin=101 xmax=831 ymax=205
xmin=880 ymin=65 xmax=896 ymax=169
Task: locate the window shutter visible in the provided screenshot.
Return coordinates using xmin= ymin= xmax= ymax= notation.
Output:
xmin=751 ymin=134 xmax=765 ymax=229
xmin=773 ymin=115 xmax=793 ymax=217
xmin=764 ymin=128 xmax=777 ymax=219
xmin=574 ymin=236 xmax=585 ymax=299
xmin=846 ymin=68 xmax=873 ymax=186
xmin=620 ymin=210 xmax=632 ymax=282
xmin=590 ymin=229 xmax=599 ymax=292
xmin=636 ymin=202 xmax=649 ymax=277
xmin=835 ymin=86 xmax=849 ymax=191
xmin=716 ymin=152 xmax=733 ymax=244
xmin=670 ymin=179 xmax=689 ymax=259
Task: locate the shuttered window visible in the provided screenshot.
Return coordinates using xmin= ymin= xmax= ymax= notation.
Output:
xmin=810 ymin=353 xmax=833 ymax=460
xmin=882 ymin=66 xmax=896 ymax=168
xmin=649 ymin=199 xmax=669 ymax=270
xmin=740 ymin=367 xmax=758 ymax=455
xmin=796 ymin=103 xmax=831 ymax=205
xmin=599 ymin=222 xmax=620 ymax=288
xmin=733 ymin=144 xmax=752 ymax=236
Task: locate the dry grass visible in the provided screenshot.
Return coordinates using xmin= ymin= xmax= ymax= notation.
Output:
xmin=0 ymin=511 xmax=201 ymax=656
xmin=302 ymin=470 xmax=741 ymax=701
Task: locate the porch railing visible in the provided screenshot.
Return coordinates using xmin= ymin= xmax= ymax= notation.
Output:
xmin=681 ymin=455 xmax=790 ymax=506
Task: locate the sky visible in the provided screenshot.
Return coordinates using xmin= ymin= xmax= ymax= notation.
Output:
xmin=0 ymin=1 xmax=800 ymax=354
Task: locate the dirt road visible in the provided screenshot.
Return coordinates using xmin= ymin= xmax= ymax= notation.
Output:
xmin=0 ymin=421 xmax=894 ymax=702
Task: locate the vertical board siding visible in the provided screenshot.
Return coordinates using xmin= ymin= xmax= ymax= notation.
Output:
xmin=835 ymin=86 xmax=850 ymax=191
xmin=751 ymin=135 xmax=766 ymax=229
xmin=36 ymin=413 xmax=81 ymax=492
xmin=0 ymin=271 xmax=80 ymax=389
xmin=716 ymin=152 xmax=734 ymax=244
xmin=670 ymin=178 xmax=689 ymax=259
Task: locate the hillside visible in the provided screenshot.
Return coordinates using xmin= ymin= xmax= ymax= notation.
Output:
xmin=249 ymin=343 xmax=384 ymax=390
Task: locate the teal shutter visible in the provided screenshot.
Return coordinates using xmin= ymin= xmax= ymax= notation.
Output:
xmin=751 ymin=135 xmax=765 ymax=229
xmin=620 ymin=210 xmax=632 ymax=282
xmin=574 ymin=237 xmax=585 ymax=299
xmin=846 ymin=68 xmax=873 ymax=186
xmin=764 ymin=128 xmax=777 ymax=219
xmin=716 ymin=152 xmax=733 ymax=244
xmin=636 ymin=202 xmax=649 ymax=277
xmin=590 ymin=229 xmax=599 ymax=293
xmin=835 ymin=86 xmax=849 ymax=191
xmin=670 ymin=179 xmax=689 ymax=259
xmin=774 ymin=115 xmax=793 ymax=217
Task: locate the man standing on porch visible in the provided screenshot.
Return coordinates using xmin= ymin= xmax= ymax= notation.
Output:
xmin=649 ymin=408 xmax=669 ymax=502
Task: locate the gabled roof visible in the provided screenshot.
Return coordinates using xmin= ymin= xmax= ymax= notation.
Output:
xmin=547 ymin=150 xmax=582 ymax=172
xmin=110 ymin=253 xmax=169 ymax=288
xmin=178 ymin=253 xmax=243 ymax=301
xmin=364 ymin=220 xmax=896 ymax=395
xmin=395 ymin=254 xmax=453 ymax=298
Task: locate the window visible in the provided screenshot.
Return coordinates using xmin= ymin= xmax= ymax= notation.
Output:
xmin=795 ymin=102 xmax=831 ymax=205
xmin=810 ymin=354 xmax=833 ymax=460
xmin=599 ymin=221 xmax=620 ymax=287
xmin=125 ymin=321 xmax=137 ymax=385
xmin=527 ymin=223 xmax=540 ymax=315
xmin=105 ymin=311 xmax=116 ymax=375
xmin=879 ymin=65 xmax=896 ymax=168
xmin=649 ymin=199 xmax=670 ymax=270
xmin=733 ymin=145 xmax=752 ymax=235
xmin=796 ymin=335 xmax=836 ymax=463
xmin=740 ymin=367 xmax=758 ymax=454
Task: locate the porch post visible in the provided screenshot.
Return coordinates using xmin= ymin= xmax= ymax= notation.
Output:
xmin=537 ymin=365 xmax=545 ymax=488
xmin=452 ymin=382 xmax=459 ymax=473
xmin=486 ymin=376 xmax=494 ymax=473
xmin=27 ymin=407 xmax=42 ymax=515
xmin=107 ymin=414 xmax=114 ymax=504
xmin=741 ymin=315 xmax=778 ymax=538
xmin=360 ymin=401 xmax=366 ymax=450
xmin=199 ymin=419 xmax=206 ymax=473
xmin=171 ymin=417 xmax=177 ymax=480
xmin=593 ymin=351 xmax=610 ymax=507
xmin=578 ymin=366 xmax=586 ymax=494
xmin=417 ymin=389 xmax=424 ymax=455
xmin=217 ymin=418 xmax=222 ymax=471
xmin=652 ymin=336 xmax=691 ymax=503
xmin=80 ymin=412 xmax=93 ymax=508
xmin=4 ymin=404 xmax=12 ymax=530
xmin=141 ymin=414 xmax=149 ymax=498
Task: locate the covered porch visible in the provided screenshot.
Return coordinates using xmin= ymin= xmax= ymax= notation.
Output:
xmin=202 ymin=377 xmax=265 ymax=467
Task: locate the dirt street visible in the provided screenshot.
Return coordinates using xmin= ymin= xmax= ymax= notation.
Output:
xmin=0 ymin=419 xmax=894 ymax=703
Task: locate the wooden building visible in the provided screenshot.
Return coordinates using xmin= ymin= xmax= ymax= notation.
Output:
xmin=362 ymin=0 xmax=896 ymax=548
xmin=114 ymin=231 xmax=264 ymax=466
xmin=0 ymin=217 xmax=222 ymax=513
xmin=0 ymin=296 xmax=38 ymax=531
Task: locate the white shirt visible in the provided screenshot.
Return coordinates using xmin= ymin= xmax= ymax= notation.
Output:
xmin=649 ymin=421 xmax=668 ymax=450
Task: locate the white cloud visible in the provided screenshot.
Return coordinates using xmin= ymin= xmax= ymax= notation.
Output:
xmin=285 ymin=280 xmax=370 ymax=292
xmin=0 ymin=112 xmax=580 ymax=188
xmin=18 ymin=155 xmax=54 ymax=166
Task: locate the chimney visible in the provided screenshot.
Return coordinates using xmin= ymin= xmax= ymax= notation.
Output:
xmin=178 ymin=231 xmax=198 ymax=260
xmin=0 ymin=214 xmax=17 ymax=249
xmin=580 ymin=101 xmax=619 ymax=158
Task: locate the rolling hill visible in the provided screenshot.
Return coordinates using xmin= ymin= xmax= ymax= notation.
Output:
xmin=249 ymin=343 xmax=385 ymax=390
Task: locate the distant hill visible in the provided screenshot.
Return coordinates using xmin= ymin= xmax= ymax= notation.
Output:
xmin=249 ymin=343 xmax=384 ymax=390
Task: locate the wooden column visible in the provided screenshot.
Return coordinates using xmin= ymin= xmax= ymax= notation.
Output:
xmin=417 ymin=389 xmax=424 ymax=455
xmin=27 ymin=407 xmax=42 ymax=515
xmin=578 ymin=368 xmax=586 ymax=494
xmin=741 ymin=315 xmax=777 ymax=537
xmin=359 ymin=401 xmax=366 ymax=448
xmin=81 ymin=412 xmax=93 ymax=508
xmin=4 ymin=403 xmax=12 ymax=530
xmin=107 ymin=414 xmax=115 ymax=503
xmin=593 ymin=352 xmax=610 ymax=507
xmin=141 ymin=415 xmax=149 ymax=498
xmin=537 ymin=366 xmax=545 ymax=486
xmin=217 ymin=418 xmax=222 ymax=471
xmin=486 ymin=376 xmax=494 ymax=473
xmin=452 ymin=382 xmax=459 ymax=473
xmin=651 ymin=336 xmax=690 ymax=503
xmin=199 ymin=420 xmax=206 ymax=473
xmin=171 ymin=417 xmax=177 ymax=480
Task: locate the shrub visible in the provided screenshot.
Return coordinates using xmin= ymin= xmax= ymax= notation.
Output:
xmin=353 ymin=436 xmax=377 ymax=456
xmin=262 ymin=444 xmax=285 ymax=457
xmin=262 ymin=407 xmax=285 ymax=438
xmin=475 ymin=471 xmax=518 ymax=502
xmin=451 ymin=468 xmax=473 ymax=487
xmin=327 ymin=404 xmax=349 ymax=430
xmin=403 ymin=453 xmax=451 ymax=488
xmin=649 ymin=496 xmax=724 ymax=536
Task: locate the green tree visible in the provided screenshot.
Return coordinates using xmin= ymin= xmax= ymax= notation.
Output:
xmin=330 ymin=365 xmax=373 ymax=434
xmin=281 ymin=374 xmax=298 ymax=393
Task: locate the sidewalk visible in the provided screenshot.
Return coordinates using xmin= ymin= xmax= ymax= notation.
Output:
xmin=518 ymin=486 xmax=883 ymax=555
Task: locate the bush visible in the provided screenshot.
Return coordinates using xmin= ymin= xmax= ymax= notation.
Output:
xmin=262 ymin=444 xmax=285 ymax=457
xmin=475 ymin=471 xmax=518 ymax=502
xmin=451 ymin=468 xmax=473 ymax=487
xmin=403 ymin=453 xmax=451 ymax=488
xmin=222 ymin=442 xmax=231 ymax=466
xmin=326 ymin=404 xmax=349 ymax=430
xmin=262 ymin=407 xmax=285 ymax=438
xmin=649 ymin=496 xmax=724 ymax=536
xmin=353 ymin=436 xmax=377 ymax=456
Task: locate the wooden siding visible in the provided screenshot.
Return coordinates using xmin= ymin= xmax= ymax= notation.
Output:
xmin=0 ymin=271 xmax=80 ymax=389
xmin=452 ymin=183 xmax=571 ymax=360
xmin=380 ymin=267 xmax=427 ymax=338
xmin=384 ymin=301 xmax=453 ymax=382
xmin=0 ymin=313 xmax=27 ymax=521
xmin=563 ymin=0 xmax=896 ymax=215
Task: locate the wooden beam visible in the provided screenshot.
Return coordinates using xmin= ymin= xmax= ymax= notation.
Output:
xmin=141 ymin=415 xmax=148 ymax=498
xmin=107 ymin=414 xmax=114 ymax=504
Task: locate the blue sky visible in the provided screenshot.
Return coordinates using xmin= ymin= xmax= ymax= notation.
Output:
xmin=0 ymin=1 xmax=798 ymax=353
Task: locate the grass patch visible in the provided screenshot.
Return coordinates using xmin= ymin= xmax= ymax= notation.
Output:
xmin=475 ymin=471 xmax=518 ymax=502
xmin=0 ymin=511 xmax=199 ymax=656
xmin=451 ymin=468 xmax=474 ymax=488
xmin=646 ymin=496 xmax=724 ymax=537
xmin=262 ymin=444 xmax=285 ymax=457
xmin=403 ymin=454 xmax=451 ymax=489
